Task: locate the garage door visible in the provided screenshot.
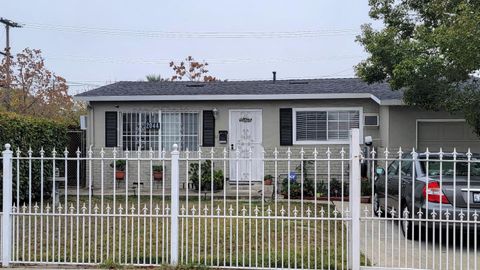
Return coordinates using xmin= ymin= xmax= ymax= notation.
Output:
xmin=417 ymin=121 xmax=480 ymax=152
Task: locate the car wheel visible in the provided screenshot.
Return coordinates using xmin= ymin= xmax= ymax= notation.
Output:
xmin=400 ymin=205 xmax=417 ymax=240
xmin=373 ymin=192 xmax=381 ymax=217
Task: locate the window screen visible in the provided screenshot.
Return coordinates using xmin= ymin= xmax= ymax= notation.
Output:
xmin=295 ymin=110 xmax=360 ymax=142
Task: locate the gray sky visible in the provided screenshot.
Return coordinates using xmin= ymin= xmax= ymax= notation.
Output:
xmin=3 ymin=0 xmax=379 ymax=93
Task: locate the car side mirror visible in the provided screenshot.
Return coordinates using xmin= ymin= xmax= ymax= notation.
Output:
xmin=375 ymin=167 xmax=385 ymax=175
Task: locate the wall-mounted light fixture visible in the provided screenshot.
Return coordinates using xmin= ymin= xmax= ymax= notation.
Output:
xmin=212 ymin=108 xmax=218 ymax=119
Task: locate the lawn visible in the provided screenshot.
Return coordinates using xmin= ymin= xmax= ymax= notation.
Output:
xmin=11 ymin=196 xmax=366 ymax=269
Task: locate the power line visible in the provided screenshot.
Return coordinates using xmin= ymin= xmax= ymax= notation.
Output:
xmin=45 ymin=54 xmax=363 ymax=65
xmin=22 ymin=22 xmax=361 ymax=39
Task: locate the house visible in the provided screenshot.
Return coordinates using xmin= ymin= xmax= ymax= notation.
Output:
xmin=74 ymin=78 xmax=480 ymax=187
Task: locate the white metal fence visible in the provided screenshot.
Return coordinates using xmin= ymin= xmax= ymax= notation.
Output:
xmin=1 ymin=128 xmax=479 ymax=269
xmin=360 ymin=146 xmax=480 ymax=270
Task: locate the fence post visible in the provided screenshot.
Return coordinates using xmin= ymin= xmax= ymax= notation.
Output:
xmin=349 ymin=129 xmax=361 ymax=270
xmin=2 ymin=144 xmax=13 ymax=267
xmin=170 ymin=144 xmax=180 ymax=265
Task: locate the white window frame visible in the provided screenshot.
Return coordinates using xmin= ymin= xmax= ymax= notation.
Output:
xmin=292 ymin=107 xmax=364 ymax=145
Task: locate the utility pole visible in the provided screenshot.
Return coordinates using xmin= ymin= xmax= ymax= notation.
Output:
xmin=0 ymin=18 xmax=22 ymax=87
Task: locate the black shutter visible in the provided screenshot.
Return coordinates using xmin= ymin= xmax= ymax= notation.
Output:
xmin=280 ymin=108 xmax=293 ymax=146
xmin=202 ymin=110 xmax=215 ymax=147
xmin=105 ymin=111 xmax=118 ymax=147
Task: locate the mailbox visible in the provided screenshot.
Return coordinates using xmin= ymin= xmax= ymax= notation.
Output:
xmin=219 ymin=130 xmax=228 ymax=144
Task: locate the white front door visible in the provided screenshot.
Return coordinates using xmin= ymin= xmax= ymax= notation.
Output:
xmin=229 ymin=109 xmax=263 ymax=182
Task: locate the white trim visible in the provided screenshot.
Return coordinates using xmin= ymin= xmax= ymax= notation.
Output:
xmin=415 ymin=118 xmax=466 ymax=149
xmin=380 ymin=99 xmax=404 ymax=106
xmin=75 ymin=93 xmax=397 ymax=105
xmin=364 ymin=113 xmax=379 ymax=127
xmin=292 ymin=107 xmax=364 ymax=145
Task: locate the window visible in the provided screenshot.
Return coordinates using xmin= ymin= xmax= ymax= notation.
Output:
xmin=121 ymin=111 xmax=199 ymax=151
xmin=364 ymin=114 xmax=379 ymax=126
xmin=420 ymin=156 xmax=480 ymax=177
xmin=294 ymin=108 xmax=360 ymax=143
xmin=387 ymin=159 xmax=412 ymax=177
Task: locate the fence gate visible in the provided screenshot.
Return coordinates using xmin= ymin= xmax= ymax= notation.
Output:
xmin=3 ymin=128 xmax=479 ymax=269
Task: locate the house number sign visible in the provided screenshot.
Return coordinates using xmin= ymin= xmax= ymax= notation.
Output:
xmin=145 ymin=122 xmax=161 ymax=129
xmin=239 ymin=117 xmax=252 ymax=123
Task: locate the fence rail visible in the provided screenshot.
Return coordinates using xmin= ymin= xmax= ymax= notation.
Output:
xmin=1 ymin=129 xmax=480 ymax=269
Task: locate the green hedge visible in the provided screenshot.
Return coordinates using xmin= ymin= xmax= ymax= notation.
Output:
xmin=0 ymin=112 xmax=69 ymax=209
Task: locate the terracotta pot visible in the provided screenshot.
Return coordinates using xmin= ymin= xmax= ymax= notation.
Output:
xmin=115 ymin=170 xmax=125 ymax=180
xmin=153 ymin=171 xmax=163 ymax=181
xmin=264 ymin=178 xmax=273 ymax=185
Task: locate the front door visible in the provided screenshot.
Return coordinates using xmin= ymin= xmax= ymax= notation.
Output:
xmin=229 ymin=109 xmax=263 ymax=182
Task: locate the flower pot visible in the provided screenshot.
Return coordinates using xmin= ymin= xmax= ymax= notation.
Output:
xmin=115 ymin=170 xmax=125 ymax=181
xmin=153 ymin=171 xmax=163 ymax=181
xmin=360 ymin=196 xmax=371 ymax=203
xmin=264 ymin=178 xmax=273 ymax=185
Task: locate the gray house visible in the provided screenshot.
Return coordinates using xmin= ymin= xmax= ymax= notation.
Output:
xmin=75 ymin=78 xmax=480 ymax=186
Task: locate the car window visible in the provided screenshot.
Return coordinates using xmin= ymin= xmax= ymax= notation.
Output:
xmin=420 ymin=157 xmax=480 ymax=176
xmin=400 ymin=160 xmax=413 ymax=177
xmin=387 ymin=160 xmax=399 ymax=176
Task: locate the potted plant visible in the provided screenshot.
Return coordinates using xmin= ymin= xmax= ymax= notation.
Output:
xmin=152 ymin=165 xmax=164 ymax=181
xmin=110 ymin=160 xmax=126 ymax=180
xmin=264 ymin=174 xmax=274 ymax=185
xmin=189 ymin=160 xmax=224 ymax=191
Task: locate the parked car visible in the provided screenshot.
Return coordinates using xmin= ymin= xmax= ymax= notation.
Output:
xmin=373 ymin=152 xmax=480 ymax=239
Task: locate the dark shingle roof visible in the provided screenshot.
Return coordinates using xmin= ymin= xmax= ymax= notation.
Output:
xmin=75 ymin=78 xmax=403 ymax=102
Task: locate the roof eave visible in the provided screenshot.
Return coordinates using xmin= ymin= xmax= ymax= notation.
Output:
xmin=378 ymin=99 xmax=404 ymax=106
xmin=74 ymin=93 xmax=400 ymax=104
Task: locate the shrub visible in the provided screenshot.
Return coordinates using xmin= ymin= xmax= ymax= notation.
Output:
xmin=0 ymin=112 xmax=68 ymax=209
xmin=280 ymin=160 xmax=316 ymax=198
xmin=189 ymin=160 xmax=224 ymax=191
xmin=110 ymin=160 xmax=126 ymax=171
xmin=316 ymin=181 xmax=327 ymax=196
xmin=280 ymin=178 xmax=315 ymax=198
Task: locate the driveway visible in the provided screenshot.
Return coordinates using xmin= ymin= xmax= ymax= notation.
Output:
xmin=333 ymin=202 xmax=479 ymax=270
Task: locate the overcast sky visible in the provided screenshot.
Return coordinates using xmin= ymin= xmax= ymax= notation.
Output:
xmin=3 ymin=1 xmax=379 ymax=93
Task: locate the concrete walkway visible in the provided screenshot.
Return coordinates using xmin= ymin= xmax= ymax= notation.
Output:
xmin=334 ymin=202 xmax=479 ymax=270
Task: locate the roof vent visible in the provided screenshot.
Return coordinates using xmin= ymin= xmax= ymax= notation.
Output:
xmin=186 ymin=84 xmax=205 ymax=88
xmin=289 ymin=81 xmax=309 ymax=85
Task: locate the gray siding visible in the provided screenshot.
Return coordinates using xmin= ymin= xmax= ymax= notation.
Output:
xmin=387 ymin=106 xmax=471 ymax=150
xmin=87 ymin=99 xmax=382 ymax=149
xmin=85 ymin=99 xmax=380 ymax=189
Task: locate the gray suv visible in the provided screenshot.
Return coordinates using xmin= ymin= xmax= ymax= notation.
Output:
xmin=374 ymin=153 xmax=480 ymax=239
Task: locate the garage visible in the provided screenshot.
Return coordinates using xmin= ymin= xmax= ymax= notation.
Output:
xmin=417 ymin=120 xmax=480 ymax=153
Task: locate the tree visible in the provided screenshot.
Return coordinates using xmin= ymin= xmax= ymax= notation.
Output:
xmin=146 ymin=74 xmax=167 ymax=82
xmin=356 ymin=0 xmax=480 ymax=135
xmin=169 ymin=56 xmax=220 ymax=82
xmin=0 ymin=48 xmax=82 ymax=124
